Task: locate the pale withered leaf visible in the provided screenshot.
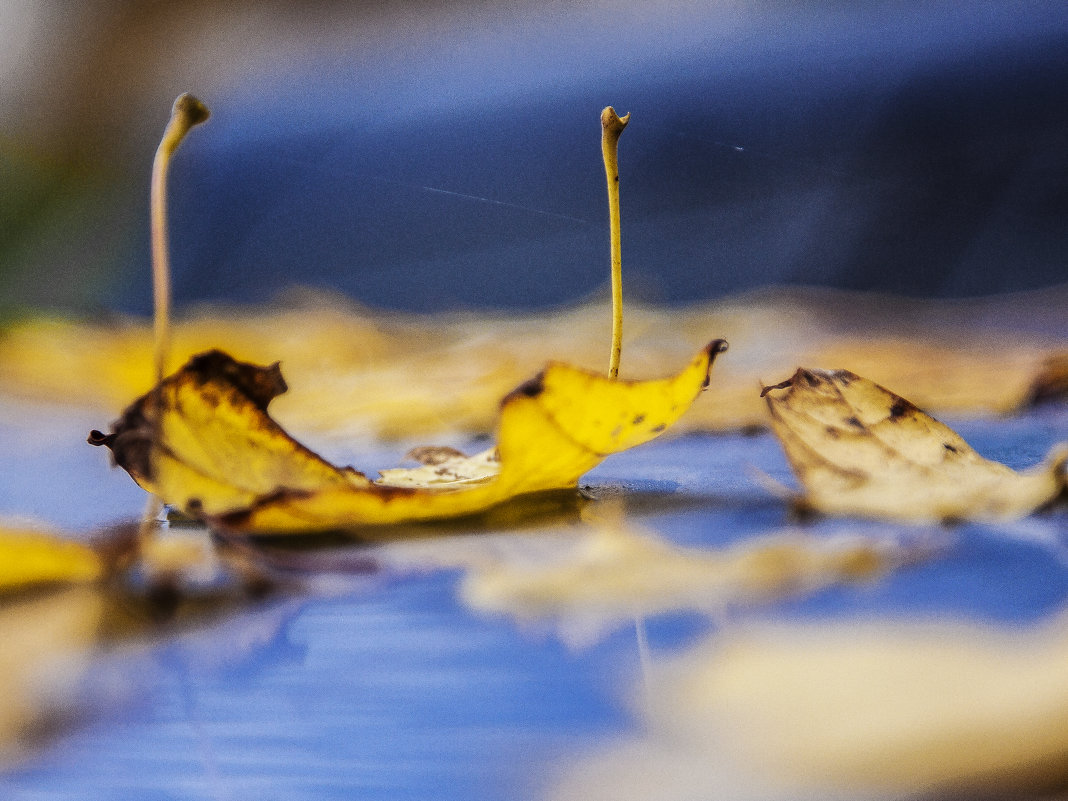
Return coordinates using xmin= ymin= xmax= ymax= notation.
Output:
xmin=763 ymin=368 xmax=1067 ymax=522
xmin=377 ymin=446 xmax=500 ymax=488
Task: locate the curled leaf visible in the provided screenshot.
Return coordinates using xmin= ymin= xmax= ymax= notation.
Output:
xmin=763 ymin=368 xmax=1068 ymax=523
xmin=91 ymin=342 xmax=727 ymax=534
xmin=89 ymin=350 xmax=371 ymax=517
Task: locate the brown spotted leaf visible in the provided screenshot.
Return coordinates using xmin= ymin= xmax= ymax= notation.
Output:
xmin=763 ymin=368 xmax=1067 ymax=522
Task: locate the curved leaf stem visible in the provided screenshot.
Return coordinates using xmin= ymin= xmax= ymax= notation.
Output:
xmin=150 ymin=93 xmax=209 ymax=385
xmin=601 ymin=106 xmax=629 ymax=379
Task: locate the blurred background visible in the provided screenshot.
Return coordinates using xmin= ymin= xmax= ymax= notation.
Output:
xmin=2 ymin=8 xmax=1068 ymax=799
xmin=2 ymin=0 xmax=1066 ymax=317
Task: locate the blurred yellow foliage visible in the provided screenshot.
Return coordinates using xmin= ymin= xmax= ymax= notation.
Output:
xmin=0 ymin=526 xmax=103 ymax=592
xmin=3 ymin=289 xmax=1062 ymax=443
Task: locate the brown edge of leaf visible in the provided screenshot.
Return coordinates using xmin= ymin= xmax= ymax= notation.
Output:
xmin=88 ymin=350 xmax=368 ymax=485
xmin=1021 ymin=353 xmax=1068 ymax=409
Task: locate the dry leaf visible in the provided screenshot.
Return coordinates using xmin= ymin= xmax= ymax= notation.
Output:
xmin=376 ymin=446 xmax=501 ymax=488
xmin=762 ymin=368 xmax=1067 ymax=522
xmin=90 ymin=342 xmax=726 ymax=534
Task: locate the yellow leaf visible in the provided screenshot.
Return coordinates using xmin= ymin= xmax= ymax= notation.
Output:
xmin=89 ymin=351 xmax=373 ymax=516
xmin=91 ymin=341 xmax=727 ymax=534
xmin=763 ymin=368 xmax=1068 ymax=522
xmin=0 ymin=526 xmax=103 ymax=592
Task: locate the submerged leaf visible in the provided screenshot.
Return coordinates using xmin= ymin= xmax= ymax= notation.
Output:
xmin=91 ymin=342 xmax=727 ymax=534
xmin=763 ymin=368 xmax=1067 ymax=522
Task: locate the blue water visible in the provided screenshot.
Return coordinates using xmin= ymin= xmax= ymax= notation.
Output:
xmin=5 ymin=578 xmax=628 ymax=801
xmin=1 ymin=402 xmax=1066 ymax=799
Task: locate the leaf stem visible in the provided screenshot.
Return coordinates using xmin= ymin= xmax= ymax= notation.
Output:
xmin=150 ymin=93 xmax=209 ymax=385
xmin=142 ymin=94 xmax=208 ymax=545
xmin=601 ymin=106 xmax=629 ymax=379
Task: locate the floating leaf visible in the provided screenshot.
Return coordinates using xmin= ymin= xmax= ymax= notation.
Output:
xmin=0 ymin=526 xmax=104 ymax=592
xmin=762 ymin=368 xmax=1067 ymax=522
xmin=90 ymin=342 xmax=726 ymax=534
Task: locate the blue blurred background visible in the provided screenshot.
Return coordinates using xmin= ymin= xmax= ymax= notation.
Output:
xmin=2 ymin=0 xmax=1066 ymax=315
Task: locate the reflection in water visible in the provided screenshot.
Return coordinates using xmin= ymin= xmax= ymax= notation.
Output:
xmin=3 ymin=575 xmax=626 ymax=801
xmin=0 ymin=408 xmax=1065 ymax=798
xmin=379 ymin=512 xmax=929 ymax=647
xmin=0 ymin=586 xmax=104 ymax=767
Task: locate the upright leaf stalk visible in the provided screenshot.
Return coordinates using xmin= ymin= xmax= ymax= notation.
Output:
xmin=143 ymin=93 xmax=208 ymax=537
xmin=601 ymin=106 xmax=629 ymax=379
xmin=150 ymin=93 xmax=209 ymax=385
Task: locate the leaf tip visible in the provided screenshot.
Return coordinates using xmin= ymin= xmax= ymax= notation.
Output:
xmin=87 ymin=429 xmax=113 ymax=447
xmin=187 ymin=349 xmax=288 ymax=410
xmin=760 ymin=377 xmax=794 ymax=398
xmin=701 ymin=339 xmax=729 ymax=387
xmin=707 ymin=338 xmax=729 ymax=357
xmin=504 ymin=372 xmax=546 ymax=404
